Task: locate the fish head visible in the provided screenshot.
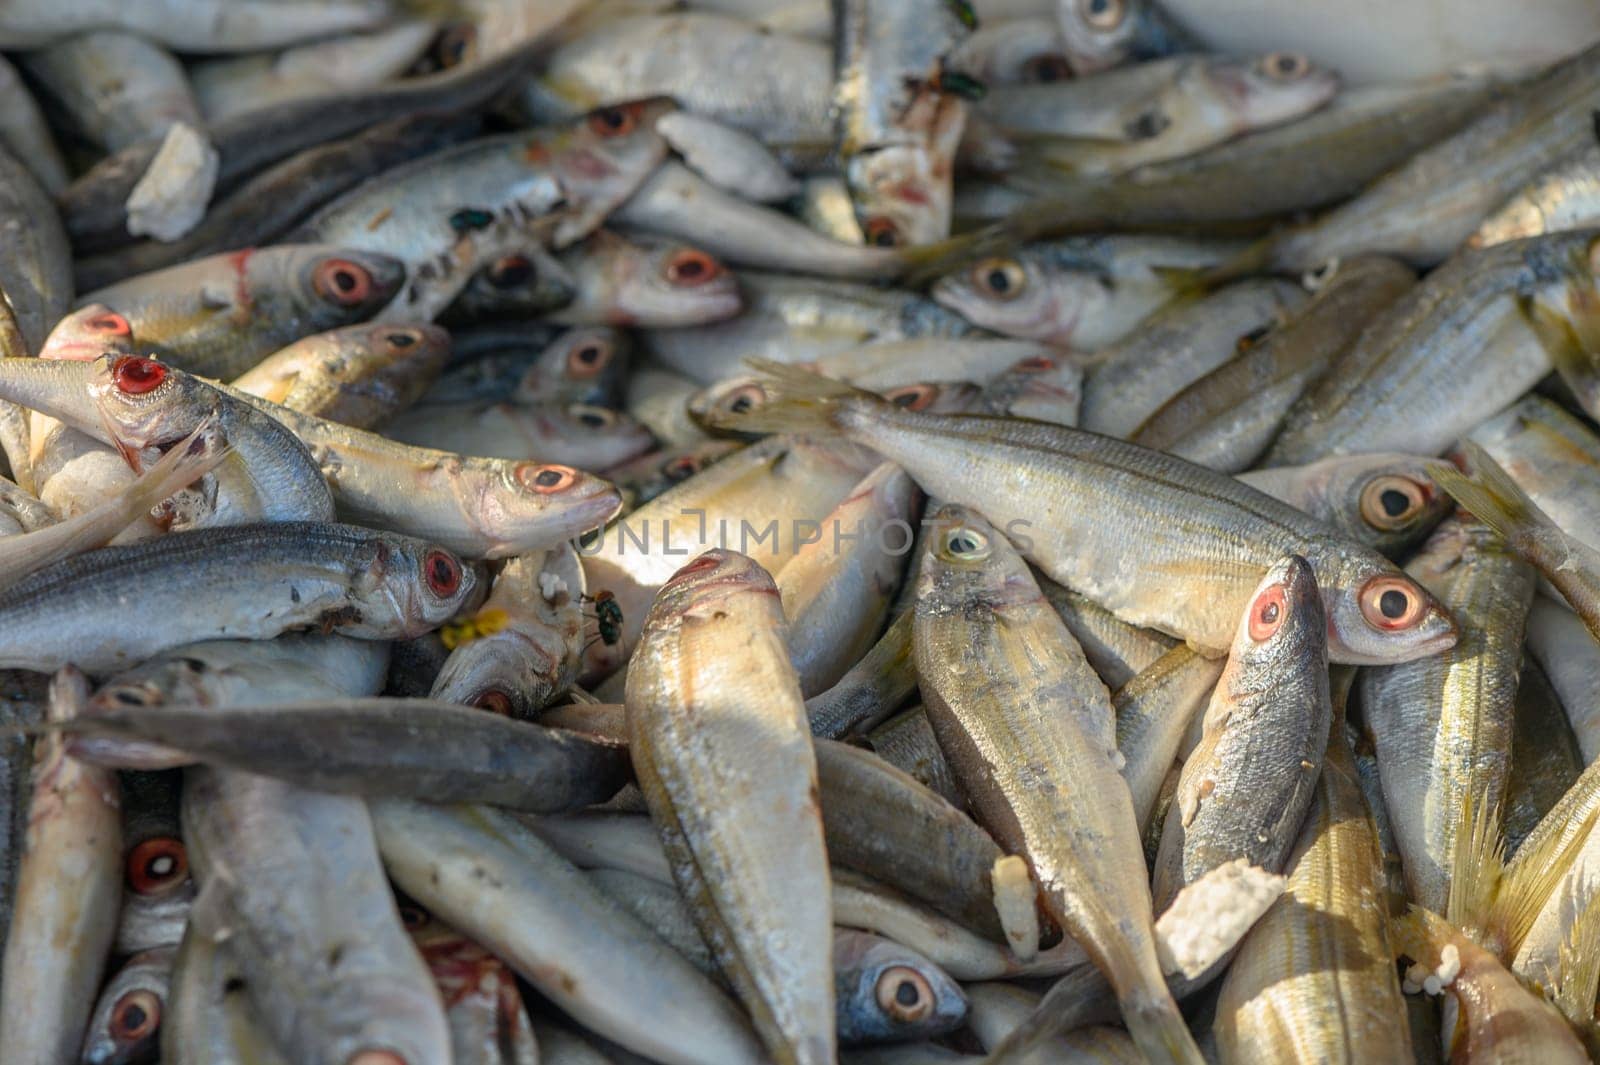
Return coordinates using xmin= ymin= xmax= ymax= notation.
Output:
xmin=609 ymin=239 xmax=742 ymax=328
xmin=846 ymin=121 xmax=961 ymax=250
xmin=983 ymin=353 xmax=1084 ymax=420
xmin=880 ymin=380 xmax=982 ymax=413
xmin=430 ymin=617 xmax=574 ymax=721
xmin=80 ymin=947 xmax=173 ymax=1065
xmin=834 ymin=930 xmax=968 ymax=1044
xmin=1315 ymin=453 xmax=1453 ymax=556
xmin=651 ymin=548 xmax=781 ymax=624
xmin=689 ymin=376 xmax=772 ymax=431
xmin=612 ymin=440 xmax=742 ymax=507
xmin=546 ymin=98 xmax=675 ymax=245
xmin=290 ymin=247 xmax=408 ymax=324
xmin=1318 ymin=548 xmax=1458 ymax=665
xmin=465 ymin=245 xmax=577 ymax=315
xmin=1057 ymin=0 xmax=1190 ymax=75
xmin=916 ymin=503 xmax=1030 ymax=610
xmin=88 ymin=353 xmax=212 ymax=452
xmin=368 ymin=535 xmax=483 ymax=636
xmin=114 ymin=833 xmax=196 ymax=954
xmin=932 ymin=254 xmax=1095 ymax=344
xmin=542 ymin=404 xmax=656 ymax=469
xmin=1210 ymin=53 xmax=1340 ymax=129
xmin=479 ymin=462 xmax=623 ymax=556
xmin=39 ymin=304 xmax=140 ymax=362
xmin=519 ymin=327 xmax=631 ymax=406
xmin=1225 ymin=554 xmax=1327 ymax=678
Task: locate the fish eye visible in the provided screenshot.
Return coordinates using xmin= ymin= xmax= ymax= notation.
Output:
xmin=972 ymin=258 xmax=1026 ymax=301
xmin=883 ymin=383 xmax=938 ymax=411
xmin=383 ymin=329 xmax=420 ymax=350
xmin=573 ymin=405 xmax=615 ymax=428
xmin=566 ymin=338 xmax=612 ymax=377
xmin=110 ymin=989 xmax=162 ymax=1042
xmin=313 ymin=258 xmax=376 ymax=306
xmin=87 ymin=311 xmax=132 ymax=336
xmin=664 ymin=248 xmax=723 ymax=286
xmin=1359 ymin=576 xmax=1427 ymax=631
xmin=587 ymin=103 xmax=642 ymax=138
xmin=663 ymin=456 xmax=699 ymax=481
xmin=680 ymin=552 xmax=723 ymax=576
xmin=1248 ymin=585 xmax=1287 ymax=641
xmin=487 ymin=255 xmax=534 ymax=289
xmin=876 ymin=966 xmax=934 ymax=1023
xmin=1359 ymin=475 xmax=1427 ymax=531
xmin=721 ymin=384 xmax=767 ymax=417
xmin=423 ymin=550 xmax=463 ymax=598
xmin=517 ymin=464 xmax=578 ymax=493
xmin=111 ymin=355 xmax=167 ymax=396
xmin=397 ymin=904 xmax=430 ymax=929
xmin=864 ymin=217 xmax=900 ymax=247
xmin=126 ymin=837 xmax=188 ymax=895
xmin=1080 ymin=0 xmax=1126 ymax=31
xmin=472 ymin=689 xmax=515 ymax=717
xmin=1023 ymin=54 xmax=1074 ymax=83
xmin=942 ymin=526 xmax=990 ymax=560
xmin=1259 ymin=52 xmax=1311 ymax=80
xmin=436 ymin=24 xmax=476 ymax=67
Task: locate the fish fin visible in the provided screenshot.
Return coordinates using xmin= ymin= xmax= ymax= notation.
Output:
xmin=1550 ymin=874 xmax=1600 ymax=1024
xmin=1446 ymin=784 xmax=1505 ymax=936
xmin=1517 ymin=292 xmax=1600 ymax=415
xmin=1424 ymin=442 xmax=1551 ymax=559
xmin=1195 ymin=236 xmax=1280 ymax=287
xmin=707 ymin=359 xmax=881 ymax=436
xmin=1148 ymin=264 xmax=1216 ymax=301
xmin=1490 ymin=804 xmax=1600 ymax=960
xmin=1123 ymin=993 xmax=1205 ymax=1065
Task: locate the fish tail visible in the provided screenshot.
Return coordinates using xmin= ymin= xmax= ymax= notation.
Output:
xmin=1552 ymin=876 xmax=1600 ymax=1025
xmin=1121 ymin=991 xmax=1204 ymax=1065
xmin=1517 ymin=291 xmax=1600 ymax=415
xmin=707 ymin=359 xmax=881 ymax=437
xmin=1446 ymin=784 xmax=1505 ymax=937
xmin=1494 ymin=804 xmax=1600 ymax=960
xmin=1425 ymin=441 xmax=1557 ymax=561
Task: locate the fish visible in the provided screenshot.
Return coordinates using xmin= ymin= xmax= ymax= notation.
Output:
xmin=0 ymin=0 xmax=390 ymax=51
xmin=1114 ymin=646 xmax=1224 ymax=833
xmin=0 ymin=145 xmax=73 ymax=358
xmin=832 ymin=929 xmax=970 ymax=1045
xmin=1467 ymin=393 xmax=1600 ymax=556
xmin=80 ymin=945 xmax=175 ymax=1065
xmin=1130 ymin=256 xmax=1416 ymax=472
xmin=1213 ymin=729 xmax=1413 ymax=1064
xmin=23 ymin=31 xmax=200 ymax=153
xmin=0 ymin=522 xmax=480 ymax=674
xmin=80 ymin=245 xmax=406 ymax=381
xmin=1235 ymin=453 xmax=1451 ymax=557
xmin=1264 ymin=230 xmax=1600 ymax=463
xmin=607 ymin=439 xmax=744 ymax=511
xmin=0 ymin=669 xmax=122 ymax=1065
xmin=1472 ymin=142 xmax=1600 ymax=248
xmin=1054 ymin=0 xmax=1195 ymax=75
xmin=381 ymin=399 xmax=655 ymax=469
xmin=656 ymin=110 xmax=804 ymax=202
xmin=0 ymin=55 xmax=67 ymax=193
xmin=912 ymin=504 xmax=1201 ymax=1063
xmin=525 ymin=231 xmax=742 ymax=329
xmin=1152 ymin=556 xmax=1332 ymax=910
xmin=1358 ymin=514 xmax=1536 ymax=914
xmin=626 ymin=550 xmax=835 ymax=1063
xmin=405 ymin=910 xmax=541 ymax=1065
xmin=803 ymin=609 xmax=919 ymax=740
xmin=231 ymin=322 xmax=452 ymax=429
xmin=1037 ymin=573 xmax=1177 ymax=690
xmin=1525 ymin=594 xmax=1600 ymax=761
xmin=371 ymin=798 xmax=767 ymax=1065
xmin=424 ymin=326 xmax=629 ymax=409
xmin=714 ymin=363 xmax=1456 ymax=663
xmin=931 ymin=234 xmax=1240 ymax=349
xmin=159 ymin=916 xmax=286 ymax=1064
xmin=1504 ymin=661 xmax=1583 ymax=857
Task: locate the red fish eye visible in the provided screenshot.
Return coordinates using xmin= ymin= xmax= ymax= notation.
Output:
xmin=566 ymin=340 xmax=611 ymax=377
xmin=664 ymin=249 xmax=722 ymax=286
xmin=112 ymin=356 xmax=167 ymax=395
xmin=473 ymin=689 xmax=515 ymax=716
xmin=126 ymin=837 xmax=188 ymax=895
xmin=587 ymin=103 xmax=641 ymax=138
xmin=423 ymin=550 xmax=462 ymax=597
xmin=863 ymin=217 xmax=900 ymax=247
xmin=680 ymin=553 xmax=722 ymax=575
xmin=1248 ymin=586 xmax=1287 ymax=641
xmin=314 ymin=259 xmax=375 ymax=305
xmin=88 ymin=311 xmax=131 ymax=336
xmin=517 ymin=464 xmax=577 ymax=493
xmin=488 ymin=255 xmax=534 ymax=289
xmin=110 ymin=989 xmax=161 ymax=1041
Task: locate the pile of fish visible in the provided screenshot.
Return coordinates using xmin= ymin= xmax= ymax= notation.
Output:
xmin=4 ymin=0 xmax=1600 ymax=1062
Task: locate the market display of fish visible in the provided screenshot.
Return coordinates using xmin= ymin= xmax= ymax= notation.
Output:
xmin=2 ymin=3 xmax=1600 ymax=1062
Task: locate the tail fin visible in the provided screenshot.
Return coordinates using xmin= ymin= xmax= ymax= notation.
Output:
xmin=1518 ymin=291 xmax=1600 ymax=420
xmin=1447 ymin=785 xmax=1506 ymax=937
xmin=706 ymin=359 xmax=880 ymax=437
xmin=1491 ymin=804 xmax=1600 ymax=960
xmin=1123 ymin=993 xmax=1205 ymax=1065
xmin=1551 ymin=875 xmax=1600 ymax=1026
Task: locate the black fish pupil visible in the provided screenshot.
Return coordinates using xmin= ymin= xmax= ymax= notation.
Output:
xmin=730 ymin=395 xmax=754 ymax=414
xmin=121 ymin=1004 xmax=147 ymax=1031
xmin=1260 ymin=602 xmax=1279 ymax=624
xmin=949 ymin=534 xmax=978 ymax=554
xmin=1380 ymin=489 xmax=1410 ymax=517
xmin=1379 ymin=590 xmax=1407 ymax=619
xmin=387 ymin=332 xmax=417 ymax=348
xmin=333 ymin=271 xmax=357 ymax=293
xmin=579 ymin=412 xmax=606 ymax=427
xmin=892 ymin=390 xmax=921 ymax=408
xmin=535 ymin=469 xmax=563 ymax=487
xmin=1088 ymin=0 xmax=1110 ymax=13
xmin=895 ymin=981 xmax=920 ymax=1006
xmin=987 ymin=269 xmax=1010 ymax=293
xmin=576 ymin=345 xmax=602 ymax=365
